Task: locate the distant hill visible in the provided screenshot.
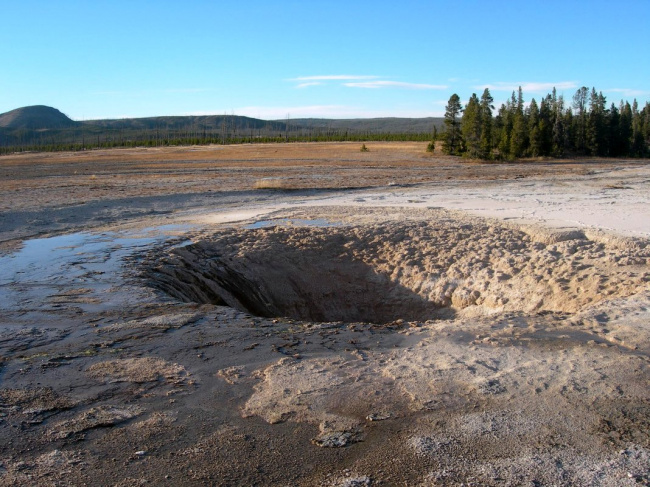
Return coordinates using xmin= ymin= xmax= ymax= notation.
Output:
xmin=282 ymin=117 xmax=443 ymax=134
xmin=0 ymin=105 xmax=441 ymax=152
xmin=85 ymin=114 xmax=288 ymax=132
xmin=0 ymin=105 xmax=77 ymax=130
xmin=0 ymin=105 xmax=442 ymax=134
xmin=85 ymin=115 xmax=442 ymax=135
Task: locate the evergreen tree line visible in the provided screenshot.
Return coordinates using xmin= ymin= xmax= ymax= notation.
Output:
xmin=0 ymin=126 xmax=433 ymax=155
xmin=441 ymin=86 xmax=650 ymax=159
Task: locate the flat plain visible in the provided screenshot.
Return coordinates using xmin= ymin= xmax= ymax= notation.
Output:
xmin=0 ymin=142 xmax=649 ymax=486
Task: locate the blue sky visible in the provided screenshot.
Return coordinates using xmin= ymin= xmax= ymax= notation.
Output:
xmin=1 ymin=0 xmax=649 ymax=120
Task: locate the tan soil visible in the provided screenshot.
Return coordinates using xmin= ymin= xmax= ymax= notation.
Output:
xmin=0 ymin=143 xmax=649 ymax=486
xmin=0 ymin=141 xmax=627 ymax=213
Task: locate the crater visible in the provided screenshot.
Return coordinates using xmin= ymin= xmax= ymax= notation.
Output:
xmin=143 ymin=217 xmax=648 ymax=324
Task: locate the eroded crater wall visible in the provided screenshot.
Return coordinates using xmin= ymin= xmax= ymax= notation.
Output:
xmin=144 ymin=215 xmax=649 ymax=323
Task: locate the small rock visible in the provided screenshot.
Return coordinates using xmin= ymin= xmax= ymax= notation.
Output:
xmin=312 ymin=431 xmax=353 ymax=448
xmin=340 ymin=476 xmax=372 ymax=487
xmin=479 ymin=379 xmax=506 ymax=395
xmin=366 ymin=413 xmax=390 ymax=422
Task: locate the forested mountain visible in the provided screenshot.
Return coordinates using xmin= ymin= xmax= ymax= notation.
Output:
xmin=442 ymin=87 xmax=650 ymax=159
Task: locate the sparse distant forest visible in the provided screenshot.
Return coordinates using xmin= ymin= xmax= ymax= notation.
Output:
xmin=0 ymin=108 xmax=435 ymax=155
xmin=441 ymin=86 xmax=650 ymax=159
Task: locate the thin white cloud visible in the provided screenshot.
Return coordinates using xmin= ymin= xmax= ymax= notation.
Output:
xmin=296 ymin=82 xmax=323 ymax=88
xmin=290 ymin=75 xmax=379 ymax=81
xmin=478 ymin=81 xmax=578 ymax=93
xmin=288 ymin=75 xmax=447 ymax=91
xmin=215 ymin=105 xmax=444 ymax=119
xmin=605 ymin=88 xmax=648 ymax=97
xmin=344 ymin=81 xmax=447 ymax=90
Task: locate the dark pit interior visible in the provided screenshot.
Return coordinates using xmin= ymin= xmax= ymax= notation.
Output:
xmin=145 ymin=238 xmax=441 ymax=323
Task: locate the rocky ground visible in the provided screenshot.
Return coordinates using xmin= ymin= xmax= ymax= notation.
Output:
xmin=0 ymin=143 xmax=649 ymax=486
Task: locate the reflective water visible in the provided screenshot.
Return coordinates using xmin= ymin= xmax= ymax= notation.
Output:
xmin=245 ymin=218 xmax=340 ymax=229
xmin=0 ymin=226 xmax=194 ymax=314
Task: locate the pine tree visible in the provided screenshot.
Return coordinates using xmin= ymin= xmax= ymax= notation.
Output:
xmin=564 ymin=109 xmax=575 ymax=152
xmin=509 ymin=87 xmax=528 ymax=158
xmin=496 ymin=102 xmax=512 ymax=159
xmin=528 ymin=99 xmax=541 ymax=157
xmin=552 ymin=96 xmax=567 ymax=157
xmin=631 ymin=99 xmax=645 ymax=156
xmin=587 ymin=88 xmax=608 ymax=156
xmin=619 ymin=101 xmax=633 ymax=156
xmin=461 ymin=93 xmax=481 ymax=158
xmin=608 ymin=103 xmax=621 ymax=157
xmin=538 ymin=96 xmax=553 ymax=156
xmin=479 ymin=88 xmax=494 ymax=159
xmin=572 ymin=87 xmax=589 ymax=154
xmin=442 ymin=94 xmax=463 ymax=155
